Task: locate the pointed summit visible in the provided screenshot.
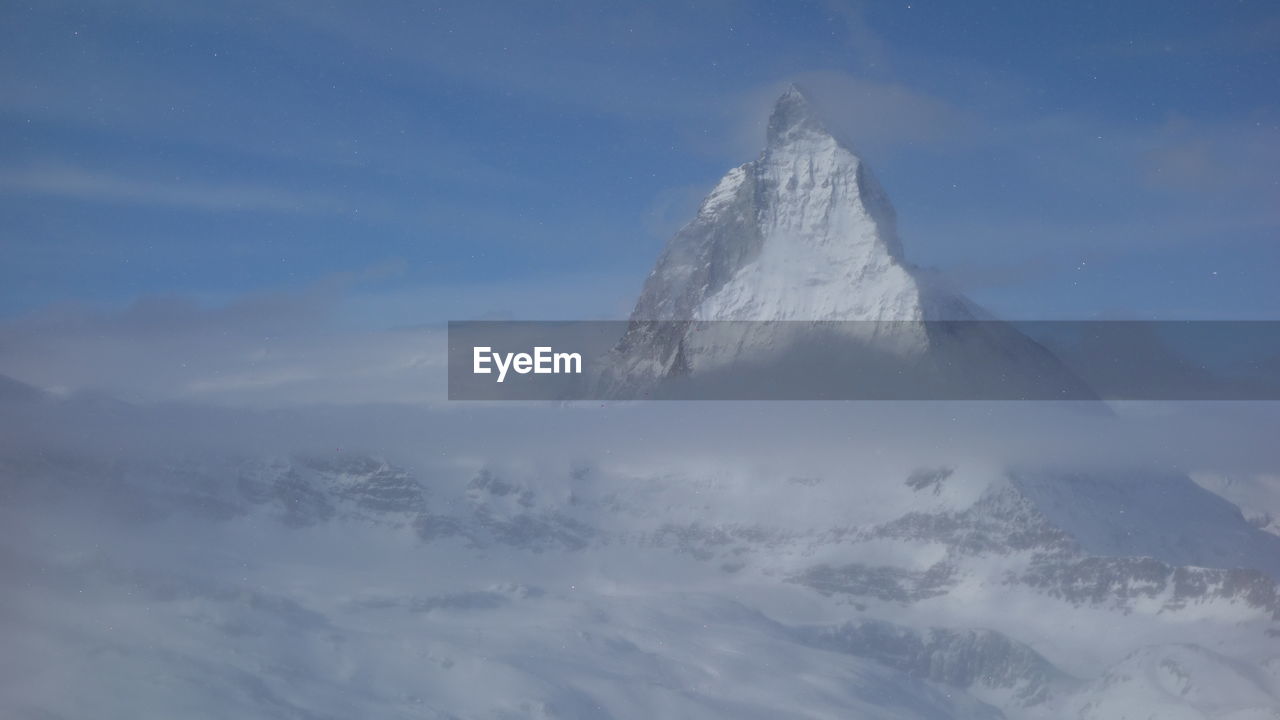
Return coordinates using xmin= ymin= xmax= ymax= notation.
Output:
xmin=601 ymin=85 xmax=1094 ymax=398
xmin=766 ymin=84 xmax=828 ymax=147
xmin=625 ymin=83 xmax=925 ymax=325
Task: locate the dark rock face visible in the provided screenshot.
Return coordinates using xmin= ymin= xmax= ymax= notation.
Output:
xmin=311 ymin=457 xmax=427 ymax=514
xmin=905 ymin=467 xmax=954 ymax=495
xmin=1019 ymin=556 xmax=1280 ymax=619
xmin=271 ymin=468 xmax=337 ymax=527
xmin=873 ymin=480 xmax=1077 ymax=556
xmin=788 ymin=562 xmax=955 ymax=604
xmin=234 ymin=456 xmax=428 ymax=526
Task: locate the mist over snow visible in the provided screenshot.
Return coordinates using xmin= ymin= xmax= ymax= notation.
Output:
xmin=5 ymin=336 xmax=1280 ymax=718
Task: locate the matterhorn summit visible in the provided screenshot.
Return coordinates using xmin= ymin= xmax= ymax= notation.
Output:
xmin=629 ymin=84 xmax=965 ymax=325
xmin=603 ymin=85 xmax=1087 ymax=398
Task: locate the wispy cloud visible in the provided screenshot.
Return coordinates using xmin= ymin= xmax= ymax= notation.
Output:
xmin=0 ymin=263 xmax=642 ymax=406
xmin=724 ymin=70 xmax=979 ymax=161
xmin=0 ymin=164 xmax=349 ymax=214
xmin=1138 ymin=116 xmax=1280 ymax=197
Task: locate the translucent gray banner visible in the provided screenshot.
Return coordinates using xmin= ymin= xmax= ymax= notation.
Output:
xmin=448 ymin=321 xmax=1280 ymax=401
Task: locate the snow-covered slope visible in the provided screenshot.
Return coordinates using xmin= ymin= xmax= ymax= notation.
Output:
xmin=1065 ymin=645 xmax=1280 ymax=720
xmin=1012 ymin=469 xmax=1280 ymax=579
xmin=1193 ymin=472 xmax=1280 ymax=536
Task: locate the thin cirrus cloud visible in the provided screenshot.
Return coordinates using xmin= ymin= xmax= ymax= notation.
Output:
xmin=721 ymin=71 xmax=979 ymax=162
xmin=0 ymin=164 xmax=349 ymax=214
xmin=1138 ymin=118 xmax=1280 ymax=196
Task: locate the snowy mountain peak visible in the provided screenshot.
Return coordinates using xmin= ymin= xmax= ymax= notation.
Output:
xmin=602 ymin=87 xmax=1095 ymax=397
xmin=603 ymin=86 xmax=972 ymax=388
xmin=765 ymin=84 xmax=828 ymax=148
xmin=626 ymin=85 xmax=925 ymax=327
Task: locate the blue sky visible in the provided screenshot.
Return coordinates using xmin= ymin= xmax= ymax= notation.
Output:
xmin=2 ymin=0 xmax=1278 ymax=323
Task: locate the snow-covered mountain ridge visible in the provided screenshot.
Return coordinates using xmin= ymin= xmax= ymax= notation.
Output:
xmin=629 ymin=85 xmax=953 ymax=325
xmin=604 ymin=87 xmax=1091 ymax=399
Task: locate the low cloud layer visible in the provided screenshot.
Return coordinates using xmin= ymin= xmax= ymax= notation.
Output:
xmin=0 ymin=287 xmax=444 ymax=406
xmin=3 ymin=293 xmax=1280 ymax=484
